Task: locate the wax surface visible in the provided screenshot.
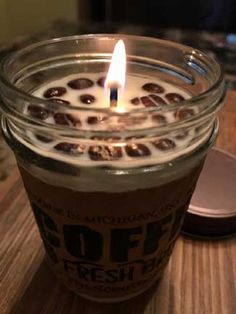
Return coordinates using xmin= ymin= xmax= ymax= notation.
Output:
xmin=18 ymin=73 xmax=211 ymax=169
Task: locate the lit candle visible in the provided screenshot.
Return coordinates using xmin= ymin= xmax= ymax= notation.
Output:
xmin=0 ymin=35 xmax=224 ymax=302
xmin=29 ymin=54 xmax=195 ymax=164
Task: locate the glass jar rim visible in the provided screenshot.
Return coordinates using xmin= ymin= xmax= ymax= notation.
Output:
xmin=0 ymin=33 xmax=225 ymax=137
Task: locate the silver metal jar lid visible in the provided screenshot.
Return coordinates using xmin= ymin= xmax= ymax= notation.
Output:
xmin=182 ymin=148 xmax=236 ymax=239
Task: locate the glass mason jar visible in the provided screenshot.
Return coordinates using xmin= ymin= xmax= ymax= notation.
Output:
xmin=0 ymin=35 xmax=225 ymax=302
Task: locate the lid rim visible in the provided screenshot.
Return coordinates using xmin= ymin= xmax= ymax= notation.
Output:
xmin=183 ymin=148 xmax=236 ymax=239
xmin=189 ymin=204 xmax=236 ymax=218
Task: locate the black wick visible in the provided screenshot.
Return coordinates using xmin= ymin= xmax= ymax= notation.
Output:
xmin=110 ymin=87 xmax=118 ymax=108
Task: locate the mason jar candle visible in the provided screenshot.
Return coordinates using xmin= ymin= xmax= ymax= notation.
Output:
xmin=0 ymin=34 xmax=225 ymax=302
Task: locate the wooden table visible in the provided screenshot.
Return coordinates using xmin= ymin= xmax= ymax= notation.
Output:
xmin=0 ymin=90 xmax=236 ymax=314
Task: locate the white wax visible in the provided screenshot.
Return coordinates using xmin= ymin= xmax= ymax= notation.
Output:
xmin=17 ymin=73 xmax=211 ymax=170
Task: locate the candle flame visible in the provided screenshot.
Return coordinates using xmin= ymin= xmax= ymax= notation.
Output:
xmin=105 ymin=40 xmax=126 ymax=89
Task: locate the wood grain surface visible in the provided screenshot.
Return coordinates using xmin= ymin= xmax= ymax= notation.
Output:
xmin=0 ymin=90 xmax=236 ymax=314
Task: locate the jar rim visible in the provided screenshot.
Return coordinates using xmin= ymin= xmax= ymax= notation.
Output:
xmin=0 ymin=33 xmax=225 ymax=136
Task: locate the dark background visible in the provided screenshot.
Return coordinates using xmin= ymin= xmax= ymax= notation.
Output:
xmin=89 ymin=0 xmax=236 ymax=32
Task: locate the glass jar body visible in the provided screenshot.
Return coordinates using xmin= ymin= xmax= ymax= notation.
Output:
xmin=0 ymin=34 xmax=225 ymax=301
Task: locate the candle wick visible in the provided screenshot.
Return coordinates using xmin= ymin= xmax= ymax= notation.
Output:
xmin=110 ymin=87 xmax=118 ymax=108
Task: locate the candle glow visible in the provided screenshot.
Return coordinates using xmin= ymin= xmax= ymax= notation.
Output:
xmin=105 ymin=40 xmax=126 ymax=108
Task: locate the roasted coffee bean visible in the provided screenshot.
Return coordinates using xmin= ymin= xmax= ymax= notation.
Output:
xmin=107 ymin=126 xmax=125 ymax=132
xmin=152 ymin=114 xmax=167 ymax=124
xmin=130 ymin=97 xmax=141 ymax=105
xmin=175 ymin=130 xmax=189 ymax=140
xmin=149 ymin=94 xmax=167 ymax=105
xmin=175 ymin=109 xmax=194 ymax=119
xmin=97 ymin=76 xmax=106 ymax=88
xmin=88 ymin=145 xmax=122 ymax=161
xmin=35 ymin=135 xmax=53 ymax=143
xmin=165 ymin=93 xmax=185 ymax=103
xmin=54 ymin=113 xmax=80 ymax=126
xmin=68 ymin=78 xmax=94 ymax=90
xmin=153 ymin=138 xmax=176 ymax=151
xmin=125 ymin=144 xmax=150 ymax=157
xmin=28 ymin=105 xmax=51 ymax=120
xmin=31 ymin=72 xmax=47 ymax=84
xmin=125 ymin=135 xmax=144 ymax=140
xmin=142 ymin=83 xmax=165 ymax=93
xmin=50 ymin=98 xmax=70 ymax=105
xmin=195 ymin=126 xmax=202 ymax=134
xmin=118 ymin=115 xmax=147 ymax=125
xmin=43 ymin=87 xmax=67 ymax=98
xmin=107 ymin=137 xmax=121 ymax=142
xmin=87 ymin=116 xmax=107 ymax=125
xmin=91 ymin=136 xmax=121 ymax=142
xmin=141 ymin=96 xmax=156 ymax=107
xmin=80 ymin=94 xmax=96 ymax=104
xmin=90 ymin=136 xmax=104 ymax=140
xmin=55 ymin=142 xmax=85 ymax=154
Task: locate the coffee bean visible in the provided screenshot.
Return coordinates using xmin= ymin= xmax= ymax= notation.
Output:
xmin=149 ymin=94 xmax=167 ymax=105
xmin=54 ymin=113 xmax=81 ymax=126
xmin=31 ymin=72 xmax=47 ymax=84
xmin=80 ymin=94 xmax=96 ymax=104
xmin=90 ymin=136 xmax=104 ymax=140
xmin=125 ymin=144 xmax=150 ymax=157
xmin=87 ymin=116 xmax=107 ymax=125
xmin=118 ymin=115 xmax=147 ymax=126
xmin=152 ymin=114 xmax=167 ymax=124
xmin=165 ymin=93 xmax=185 ymax=103
xmin=91 ymin=136 xmax=121 ymax=142
xmin=107 ymin=126 xmax=125 ymax=132
xmin=125 ymin=135 xmax=144 ymax=140
xmin=175 ymin=130 xmax=189 ymax=140
xmin=142 ymin=83 xmax=165 ymax=93
xmin=35 ymin=135 xmax=53 ymax=143
xmin=130 ymin=97 xmax=141 ymax=105
xmin=153 ymin=138 xmax=176 ymax=151
xmin=68 ymin=78 xmax=94 ymax=90
xmin=195 ymin=126 xmax=201 ymax=134
xmin=43 ymin=87 xmax=67 ymax=98
xmin=89 ymin=145 xmax=122 ymax=161
xmin=55 ymin=142 xmax=84 ymax=154
xmin=141 ymin=96 xmax=156 ymax=107
xmin=175 ymin=109 xmax=194 ymax=119
xmin=28 ymin=105 xmax=51 ymax=120
xmin=97 ymin=76 xmax=106 ymax=88
xmin=107 ymin=137 xmax=121 ymax=142
xmin=50 ymin=98 xmax=70 ymax=105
